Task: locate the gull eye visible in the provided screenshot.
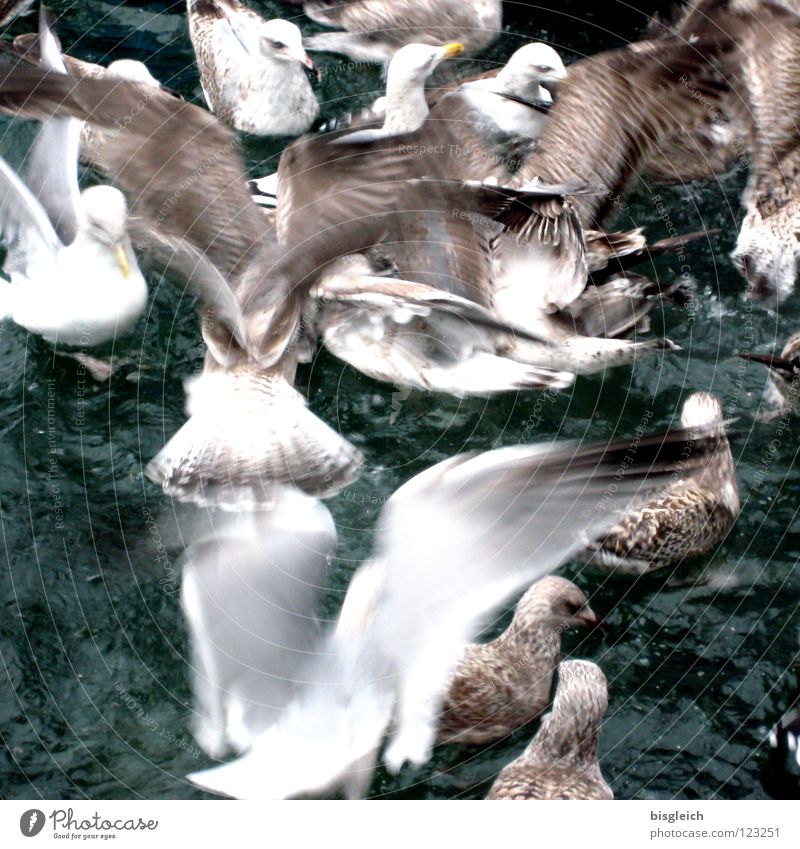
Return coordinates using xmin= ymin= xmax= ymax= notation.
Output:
xmin=268 ymin=39 xmax=286 ymax=50
xmin=535 ymin=64 xmax=554 ymax=74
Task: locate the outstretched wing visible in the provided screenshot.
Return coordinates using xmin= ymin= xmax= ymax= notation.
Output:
xmin=181 ymin=492 xmax=337 ymax=758
xmin=370 ymin=426 xmax=730 ymax=770
xmin=0 ymin=61 xmax=266 ymax=339
xmin=21 ymin=7 xmax=82 ymax=245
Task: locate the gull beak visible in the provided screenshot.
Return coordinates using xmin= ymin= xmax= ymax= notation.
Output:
xmin=576 ymin=605 xmax=599 ymax=628
xmin=292 ymin=46 xmax=320 ymax=79
xmin=537 ymin=86 xmax=554 ymax=108
xmin=115 ymin=244 xmax=131 ymax=279
xmin=440 ymin=42 xmax=464 ymax=59
xmin=539 ymin=64 xmax=568 ymax=98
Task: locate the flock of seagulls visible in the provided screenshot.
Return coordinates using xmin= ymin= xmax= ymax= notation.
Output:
xmin=0 ymin=0 xmax=798 ymax=799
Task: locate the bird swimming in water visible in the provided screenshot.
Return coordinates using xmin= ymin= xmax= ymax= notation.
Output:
xmin=285 ymin=0 xmax=502 ymax=63
xmin=587 ymin=392 xmax=740 ymax=574
xmin=8 ymin=28 xmax=169 ymax=161
xmin=0 ymin=9 xmax=146 ymax=347
xmin=187 ymin=0 xmax=319 ymax=136
xmin=438 ymin=576 xmax=598 ymax=746
xmin=763 ymin=705 xmax=800 ymax=799
xmin=486 ymin=659 xmax=613 ymax=800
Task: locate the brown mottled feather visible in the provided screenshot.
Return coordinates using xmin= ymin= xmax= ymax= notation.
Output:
xmin=438 ymin=577 xmax=596 ymax=746
xmin=487 ymin=660 xmax=612 ymax=800
xmin=302 ymin=0 xmax=501 ymax=56
xmin=515 ymin=38 xmax=733 ymax=228
xmin=590 ymin=392 xmax=739 ymax=573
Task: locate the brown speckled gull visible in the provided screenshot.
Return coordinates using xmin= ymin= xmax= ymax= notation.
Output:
xmin=438 ymin=576 xmax=597 ymax=745
xmin=487 ymin=659 xmax=612 ymax=800
xmin=588 ymin=392 xmax=740 ymax=574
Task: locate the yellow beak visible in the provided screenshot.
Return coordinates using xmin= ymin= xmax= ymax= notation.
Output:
xmin=115 ymin=244 xmax=131 ymax=279
xmin=441 ymin=42 xmax=464 ymax=59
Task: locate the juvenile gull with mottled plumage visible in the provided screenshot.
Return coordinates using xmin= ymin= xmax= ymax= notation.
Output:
xmin=188 ymin=0 xmax=319 ymax=136
xmin=179 ymin=426 xmax=726 ymax=799
xmin=487 ymin=660 xmax=613 ymax=800
xmin=588 ymin=392 xmax=740 ymax=574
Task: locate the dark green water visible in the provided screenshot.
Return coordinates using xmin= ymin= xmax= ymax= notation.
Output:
xmin=0 ymin=0 xmax=798 ymax=800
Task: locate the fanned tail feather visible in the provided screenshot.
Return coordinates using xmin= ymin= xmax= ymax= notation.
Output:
xmin=145 ymin=365 xmax=362 ymax=508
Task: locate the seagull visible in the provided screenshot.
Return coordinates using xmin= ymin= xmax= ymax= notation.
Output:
xmin=352 ymin=40 xmax=464 ymax=136
xmin=243 ymin=42 xmax=644 ymax=396
xmin=655 ymin=1 xmax=800 ymax=300
xmin=285 ymin=0 xmax=502 ymax=63
xmin=248 ymin=40 xmax=464 ymax=207
xmin=307 ymin=178 xmax=692 ymax=395
xmin=587 ymin=392 xmax=740 ymax=574
xmin=178 ymin=424 xmax=725 ymax=799
xmin=244 ymin=39 xmax=689 ymax=396
xmin=438 ymin=576 xmax=598 ymax=746
xmin=486 ymin=660 xmax=613 ymax=799
xmin=425 ymin=42 xmax=568 ymax=183
xmin=0 ymin=54 xmax=679 ymax=485
xmin=0 ymin=47 xmax=372 ymax=506
xmin=723 ymin=5 xmax=800 ymax=302
xmin=309 ymin=216 xmax=579 ymax=397
xmin=0 ymin=9 xmax=146 ymax=346
xmin=187 ymin=0 xmax=319 ymax=136
xmin=307 ymin=41 xmax=568 ymax=186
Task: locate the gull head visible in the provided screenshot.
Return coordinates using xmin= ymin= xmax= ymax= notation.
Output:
xmin=387 ymin=41 xmax=463 ymax=92
xmin=257 ymin=18 xmax=316 ymax=73
xmin=500 ymin=43 xmax=567 ymax=99
xmin=106 ymin=59 xmax=161 ymax=88
xmin=732 ymin=207 xmax=799 ymax=305
xmin=680 ymin=392 xmax=725 ymax=430
xmin=80 ymin=185 xmax=133 ymax=277
xmin=510 ymin=576 xmax=597 ymax=638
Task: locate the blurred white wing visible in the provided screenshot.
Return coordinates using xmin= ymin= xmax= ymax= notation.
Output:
xmin=21 ymin=7 xmax=82 ymax=245
xmin=181 ymin=490 xmax=336 ymax=757
xmin=370 ymin=430 xmax=726 ymax=769
xmin=0 ymin=156 xmax=61 ymax=274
